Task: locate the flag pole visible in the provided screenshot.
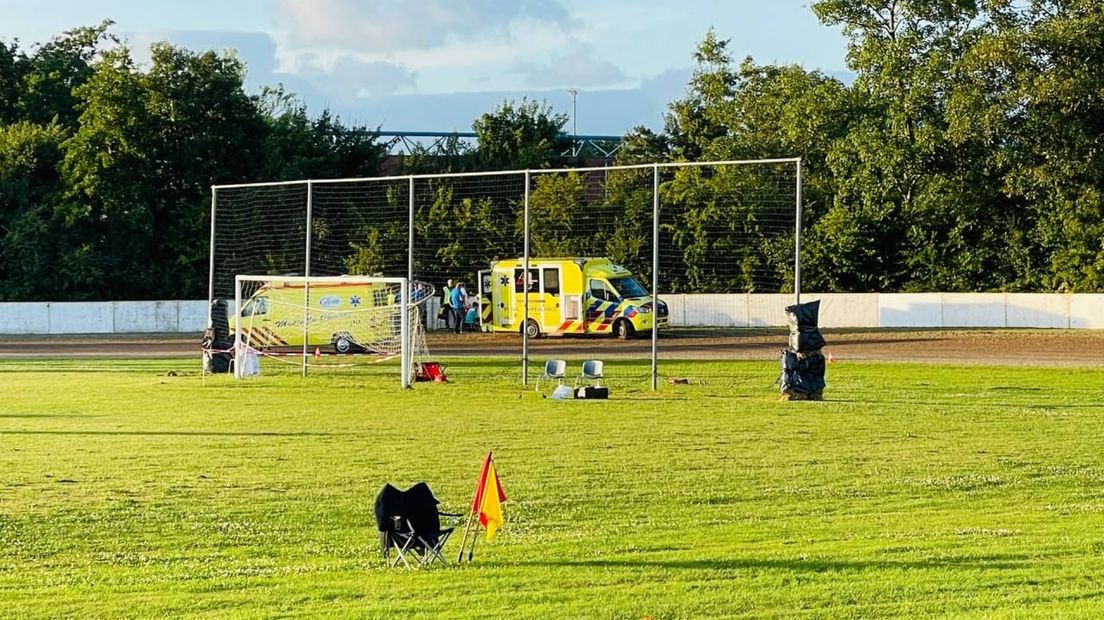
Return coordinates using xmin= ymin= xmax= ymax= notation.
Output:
xmin=458 ymin=451 xmax=495 ymax=563
xmin=456 ymin=511 xmax=476 ymax=563
xmin=468 ymin=520 xmax=480 ymax=562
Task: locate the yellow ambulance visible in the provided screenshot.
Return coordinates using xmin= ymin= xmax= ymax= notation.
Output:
xmin=230 ymin=280 xmax=398 ymax=353
xmin=478 ymin=258 xmax=668 ymax=339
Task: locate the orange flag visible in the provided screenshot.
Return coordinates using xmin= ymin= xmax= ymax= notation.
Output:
xmin=472 ymin=452 xmax=507 ymax=540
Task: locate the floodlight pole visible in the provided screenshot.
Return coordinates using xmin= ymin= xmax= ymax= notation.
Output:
xmin=522 ymin=170 xmax=531 ymax=386
xmin=651 ymin=164 xmax=659 ymax=392
xmin=568 ymin=89 xmax=577 ymax=157
xmin=794 ymin=159 xmax=802 ymax=305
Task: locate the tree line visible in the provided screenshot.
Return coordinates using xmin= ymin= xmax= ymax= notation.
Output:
xmin=634 ymin=0 xmax=1103 ymax=293
xmin=2 ymin=1 xmax=1102 ymax=302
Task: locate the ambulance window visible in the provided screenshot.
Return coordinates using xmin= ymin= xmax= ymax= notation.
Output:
xmin=542 ymin=268 xmax=560 ymax=295
xmin=589 ymin=279 xmax=614 ymax=301
xmin=241 ymin=296 xmax=268 ymax=316
xmin=514 ymin=269 xmax=539 ymax=293
xmin=564 ymin=295 xmax=581 ymax=319
xmin=610 ymin=276 xmax=648 ymax=298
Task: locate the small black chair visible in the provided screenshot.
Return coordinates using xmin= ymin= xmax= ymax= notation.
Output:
xmin=374 ymin=482 xmax=460 ymax=569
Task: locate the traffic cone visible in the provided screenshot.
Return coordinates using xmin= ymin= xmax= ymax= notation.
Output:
xmin=314 ymin=346 xmax=322 ymax=359
xmin=827 ymin=350 xmax=835 ymax=364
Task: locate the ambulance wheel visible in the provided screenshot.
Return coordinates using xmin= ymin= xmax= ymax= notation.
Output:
xmin=332 ymin=334 xmax=364 ymax=354
xmin=523 ymin=319 xmax=541 ymax=339
xmin=613 ymin=319 xmax=635 ymax=340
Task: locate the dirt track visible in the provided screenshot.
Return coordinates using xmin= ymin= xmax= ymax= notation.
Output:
xmin=0 ymin=328 xmax=1101 ymax=366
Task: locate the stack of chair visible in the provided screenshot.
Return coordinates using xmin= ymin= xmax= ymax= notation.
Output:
xmin=202 ymin=299 xmax=234 ymax=374
xmin=779 ymin=299 xmax=826 ymax=401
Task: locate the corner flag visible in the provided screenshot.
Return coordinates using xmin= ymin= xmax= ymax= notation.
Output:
xmin=472 ymin=452 xmax=507 ymax=540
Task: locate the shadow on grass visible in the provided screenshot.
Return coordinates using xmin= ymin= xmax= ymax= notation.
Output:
xmin=0 ymin=430 xmax=346 ymax=438
xmin=826 ymin=398 xmax=1101 ymax=409
xmin=520 ymin=553 xmax=1043 ymax=572
xmin=0 ymin=414 xmax=104 ymax=418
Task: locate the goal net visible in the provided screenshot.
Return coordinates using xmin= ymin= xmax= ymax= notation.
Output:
xmin=232 ymin=275 xmax=431 ymax=386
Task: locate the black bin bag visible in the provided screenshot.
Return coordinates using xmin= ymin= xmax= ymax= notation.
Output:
xmin=785 ymin=299 xmax=820 ymax=330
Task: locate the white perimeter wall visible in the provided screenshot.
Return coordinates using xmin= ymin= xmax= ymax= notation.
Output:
xmin=0 ymin=301 xmax=208 ymax=335
xmin=0 ymin=294 xmax=1101 ymax=334
xmin=659 ymin=293 xmax=1104 ymax=330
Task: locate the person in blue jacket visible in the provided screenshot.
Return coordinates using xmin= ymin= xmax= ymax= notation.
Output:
xmin=450 ymin=281 xmax=467 ymax=334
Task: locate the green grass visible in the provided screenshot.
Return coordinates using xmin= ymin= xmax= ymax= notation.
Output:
xmin=1 ymin=357 xmax=1103 ymax=618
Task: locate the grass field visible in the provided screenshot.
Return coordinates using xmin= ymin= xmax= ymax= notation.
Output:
xmin=1 ymin=357 xmax=1103 ymax=618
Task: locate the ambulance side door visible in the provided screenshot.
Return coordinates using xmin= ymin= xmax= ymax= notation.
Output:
xmin=492 ymin=267 xmax=514 ymax=328
xmin=585 ymin=279 xmax=618 ymax=332
xmin=540 ymin=266 xmax=562 ymax=331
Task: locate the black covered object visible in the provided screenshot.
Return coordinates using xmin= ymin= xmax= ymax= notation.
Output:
xmin=209 ymin=299 xmax=230 ymax=341
xmin=574 ymin=386 xmax=609 ymax=399
xmin=779 ymin=349 xmax=826 ymax=396
xmin=789 ymin=327 xmax=826 ymax=353
xmin=785 ymin=300 xmax=825 ymax=352
xmin=201 ymin=328 xmax=233 ymax=374
xmin=374 ymin=482 xmax=445 ymax=545
xmin=785 ymin=299 xmax=820 ymax=329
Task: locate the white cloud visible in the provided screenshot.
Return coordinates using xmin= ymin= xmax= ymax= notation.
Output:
xmin=512 ymin=45 xmax=629 ymax=89
xmin=298 ymin=54 xmax=417 ymax=99
xmin=276 ymin=0 xmax=572 ymax=53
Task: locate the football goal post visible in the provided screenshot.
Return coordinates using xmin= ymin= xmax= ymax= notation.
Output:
xmin=233 ymin=275 xmax=428 ymax=387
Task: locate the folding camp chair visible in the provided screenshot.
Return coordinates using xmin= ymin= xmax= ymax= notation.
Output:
xmin=536 ymin=359 xmax=567 ymax=392
xmin=575 ymin=360 xmax=604 ymax=388
xmin=375 ymin=482 xmax=461 ymax=569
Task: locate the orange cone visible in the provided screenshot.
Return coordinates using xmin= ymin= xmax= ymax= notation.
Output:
xmin=827 ymin=351 xmax=835 ymax=364
xmin=314 ymin=347 xmax=322 ymax=359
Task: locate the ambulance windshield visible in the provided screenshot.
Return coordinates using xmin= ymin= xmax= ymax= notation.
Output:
xmin=609 ymin=277 xmax=648 ymax=299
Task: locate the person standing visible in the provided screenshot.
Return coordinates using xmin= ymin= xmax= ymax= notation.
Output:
xmin=412 ymin=283 xmax=428 ymax=328
xmin=440 ymin=278 xmax=454 ymax=330
xmin=450 ymin=281 xmax=466 ymax=334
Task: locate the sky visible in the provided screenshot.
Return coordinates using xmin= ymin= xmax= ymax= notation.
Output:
xmin=0 ymin=0 xmax=852 ymax=136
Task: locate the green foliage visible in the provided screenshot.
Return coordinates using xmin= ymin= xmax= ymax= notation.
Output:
xmin=258 ymin=86 xmax=386 ymax=181
xmin=527 ymin=173 xmax=584 ymax=257
xmin=1 ymin=357 xmax=1104 ymax=616
xmin=0 ymin=24 xmax=386 ymax=301
xmin=18 ymin=21 xmax=116 ymax=129
xmin=650 ymin=3 xmax=1104 ymax=292
xmin=0 ymin=120 xmax=69 ymax=299
xmin=473 ymin=98 xmax=571 ymax=169
xmin=0 ymin=40 xmax=28 ymax=124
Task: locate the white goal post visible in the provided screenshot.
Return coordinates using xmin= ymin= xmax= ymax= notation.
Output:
xmin=233 ymin=275 xmax=423 ymax=387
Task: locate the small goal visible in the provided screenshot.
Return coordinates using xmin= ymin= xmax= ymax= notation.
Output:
xmin=232 ymin=275 xmax=431 ymax=386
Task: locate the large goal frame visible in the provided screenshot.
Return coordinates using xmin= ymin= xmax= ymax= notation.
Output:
xmin=211 ymin=158 xmax=802 ymax=391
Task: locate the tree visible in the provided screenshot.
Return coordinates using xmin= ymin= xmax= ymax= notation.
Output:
xmin=473 ymin=98 xmax=570 ymax=170
xmin=810 ymin=0 xmax=1026 ymax=291
xmin=659 ymin=31 xmax=853 ymax=292
xmin=0 ymin=121 xmax=69 ymax=300
xmin=20 ymin=21 xmax=116 ymax=129
xmin=61 ymin=43 xmax=268 ymax=299
xmin=258 ymin=86 xmax=386 ymax=181
xmin=954 ymin=0 xmax=1104 ymax=291
xmin=0 ymin=40 xmax=28 ymax=124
